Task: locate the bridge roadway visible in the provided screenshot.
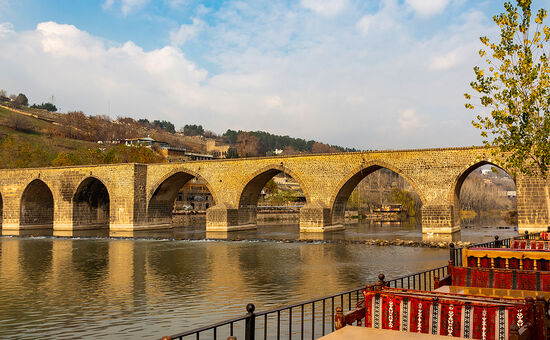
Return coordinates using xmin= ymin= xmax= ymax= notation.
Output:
xmin=0 ymin=146 xmax=546 ymax=234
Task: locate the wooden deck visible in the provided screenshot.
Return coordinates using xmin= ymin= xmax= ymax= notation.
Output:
xmin=318 ymin=326 xmax=453 ymax=339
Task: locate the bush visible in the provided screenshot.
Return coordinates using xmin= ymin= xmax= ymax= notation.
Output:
xmin=4 ymin=115 xmax=34 ymax=133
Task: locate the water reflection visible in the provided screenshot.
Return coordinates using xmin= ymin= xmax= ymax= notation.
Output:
xmin=0 ymin=237 xmax=449 ymax=339
xmin=0 ymin=217 xmax=519 ymax=338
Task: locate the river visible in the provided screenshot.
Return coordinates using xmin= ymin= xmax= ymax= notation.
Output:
xmin=0 ymin=219 xmax=517 ymax=339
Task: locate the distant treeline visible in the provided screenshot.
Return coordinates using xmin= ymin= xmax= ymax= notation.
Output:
xmin=223 ymin=129 xmax=358 ymax=156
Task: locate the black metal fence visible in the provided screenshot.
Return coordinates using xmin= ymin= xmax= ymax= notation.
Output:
xmin=160 ymin=231 xmax=542 ymax=340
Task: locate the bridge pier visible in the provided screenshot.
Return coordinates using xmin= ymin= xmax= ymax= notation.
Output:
xmin=517 ymin=175 xmax=550 ymax=233
xmin=421 ymin=204 xmax=460 ymax=234
xmin=205 ymin=204 xmax=256 ymax=232
xmin=299 ymin=202 xmax=344 ymax=233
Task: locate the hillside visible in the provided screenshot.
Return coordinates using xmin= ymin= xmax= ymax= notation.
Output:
xmin=0 ymin=101 xmax=358 ymax=169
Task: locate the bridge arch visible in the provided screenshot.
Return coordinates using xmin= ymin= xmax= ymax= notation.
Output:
xmin=73 ymin=177 xmax=110 ymax=229
xmin=147 ymin=169 xmax=216 ymax=225
xmin=237 ymin=164 xmax=310 ymax=225
xmin=20 ymin=179 xmax=54 ymax=228
xmin=450 ymin=160 xmax=516 ymax=226
xmin=329 ymin=160 xmax=425 ymax=225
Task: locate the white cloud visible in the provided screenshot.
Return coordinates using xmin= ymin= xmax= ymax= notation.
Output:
xmin=356 ymin=15 xmax=374 ymax=36
xmin=405 ymin=0 xmax=450 ymax=17
xmin=355 ymin=0 xmax=401 ymax=36
xmin=0 ymin=0 xmax=493 ymax=150
xmin=102 ymin=0 xmax=150 ymax=15
xmin=431 ymin=50 xmax=458 ymax=70
xmin=398 ymin=109 xmax=421 ymax=129
xmin=0 ymin=22 xmax=13 ymax=36
xmin=170 ymin=18 xmax=204 ymax=46
xmin=300 ymin=0 xmax=348 ymax=16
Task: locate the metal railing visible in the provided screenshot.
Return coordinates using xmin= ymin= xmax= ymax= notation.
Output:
xmin=160 ymin=230 xmax=542 ymax=340
xmin=160 ymin=265 xmax=449 ymax=340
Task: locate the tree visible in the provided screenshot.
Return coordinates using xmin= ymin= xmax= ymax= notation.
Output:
xmin=31 ymin=102 xmax=57 ymax=112
xmin=391 ymin=188 xmax=416 ymax=217
xmin=153 ymin=120 xmax=175 ymax=133
xmin=236 ymin=132 xmax=262 ymax=157
xmin=4 ymin=114 xmax=34 ymax=133
xmin=466 ymin=1 xmax=550 ymax=217
xmin=183 ymin=124 xmax=204 ymax=136
xmin=311 ymin=142 xmax=339 ymax=154
xmin=14 ymin=93 xmax=28 ymax=107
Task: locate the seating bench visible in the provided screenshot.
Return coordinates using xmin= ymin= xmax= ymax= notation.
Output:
xmin=510 ymin=239 xmax=550 ymax=251
xmin=435 ymin=264 xmax=550 ymax=292
xmin=462 ymin=248 xmax=550 ymax=270
xmin=336 ymin=285 xmax=544 ymax=339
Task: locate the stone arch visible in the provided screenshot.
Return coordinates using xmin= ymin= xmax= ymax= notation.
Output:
xmin=237 ymin=164 xmax=310 ymax=225
xmin=450 ymin=160 xmax=515 ymax=226
xmin=20 ymin=179 xmax=54 ymax=228
xmin=148 ymin=169 xmax=216 ymax=225
xmin=73 ymin=177 xmax=110 ymax=229
xmin=329 ymin=160 xmax=425 ymax=225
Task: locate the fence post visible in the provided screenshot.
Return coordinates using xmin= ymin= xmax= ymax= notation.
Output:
xmin=374 ymin=273 xmax=385 ymax=291
xmin=245 ymin=303 xmax=255 ymax=340
xmin=449 ymin=243 xmax=455 ymax=265
xmin=494 ymin=235 xmax=501 ymax=248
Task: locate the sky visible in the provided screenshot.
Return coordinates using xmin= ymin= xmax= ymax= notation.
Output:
xmin=1 ymin=0 xmax=549 ymax=150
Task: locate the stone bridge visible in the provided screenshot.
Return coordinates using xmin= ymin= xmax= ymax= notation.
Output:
xmin=0 ymin=147 xmax=546 ymax=234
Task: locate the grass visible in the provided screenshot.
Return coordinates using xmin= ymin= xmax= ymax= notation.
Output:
xmin=0 ymin=106 xmax=98 ymax=154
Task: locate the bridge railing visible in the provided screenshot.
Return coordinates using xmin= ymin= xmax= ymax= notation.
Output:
xmin=159 ymin=230 xmax=543 ymax=340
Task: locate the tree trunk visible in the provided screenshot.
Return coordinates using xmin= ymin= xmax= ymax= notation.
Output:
xmin=545 ymin=180 xmax=550 ymax=230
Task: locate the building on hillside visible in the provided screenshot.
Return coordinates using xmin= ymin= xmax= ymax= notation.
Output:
xmin=206 ymin=139 xmax=230 ymax=158
xmin=174 ymin=178 xmax=214 ymax=211
xmin=120 ymin=136 xmax=212 ymax=161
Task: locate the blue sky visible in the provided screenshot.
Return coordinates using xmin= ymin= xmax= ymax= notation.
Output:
xmin=1 ymin=0 xmax=549 ymax=150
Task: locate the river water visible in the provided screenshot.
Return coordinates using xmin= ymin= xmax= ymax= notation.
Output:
xmin=0 ymin=220 xmax=517 ymax=339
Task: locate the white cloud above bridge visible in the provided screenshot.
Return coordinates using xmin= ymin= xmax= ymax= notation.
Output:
xmin=0 ymin=0 xmax=537 ymax=150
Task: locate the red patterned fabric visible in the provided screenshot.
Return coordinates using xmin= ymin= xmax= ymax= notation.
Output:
xmin=517 ymin=272 xmax=537 ymax=290
xmin=494 ymin=257 xmax=506 ymax=268
xmin=409 ymin=297 xmax=430 ymax=334
xmin=363 ymin=288 xmax=532 ymax=339
xmin=541 ymin=232 xmax=549 ymax=240
xmin=467 ymin=256 xmax=477 ymax=267
xmin=364 ymin=292 xmax=374 ymax=327
xmin=540 ymin=259 xmax=550 ymax=271
xmin=439 ymin=303 xmax=462 ymax=337
xmin=522 ymin=258 xmax=534 ymax=270
xmin=451 ymin=266 xmax=467 ymax=286
xmin=508 ymin=258 xmax=520 ymax=269
xmin=479 ymin=257 xmax=491 ymax=268
xmin=508 ymin=305 xmax=530 ymax=333
xmin=493 ymin=271 xmax=513 ymax=289
xmin=542 ymin=274 xmax=550 ymax=291
xmin=470 ymin=269 xmax=490 ymax=288
xmin=533 ymin=241 xmax=544 ymax=250
xmin=471 ymin=306 xmax=497 ymax=340
xmin=381 ymin=295 xmax=401 ymax=330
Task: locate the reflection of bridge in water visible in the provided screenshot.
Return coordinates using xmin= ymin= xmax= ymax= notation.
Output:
xmin=0 ymin=146 xmax=545 ymax=235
